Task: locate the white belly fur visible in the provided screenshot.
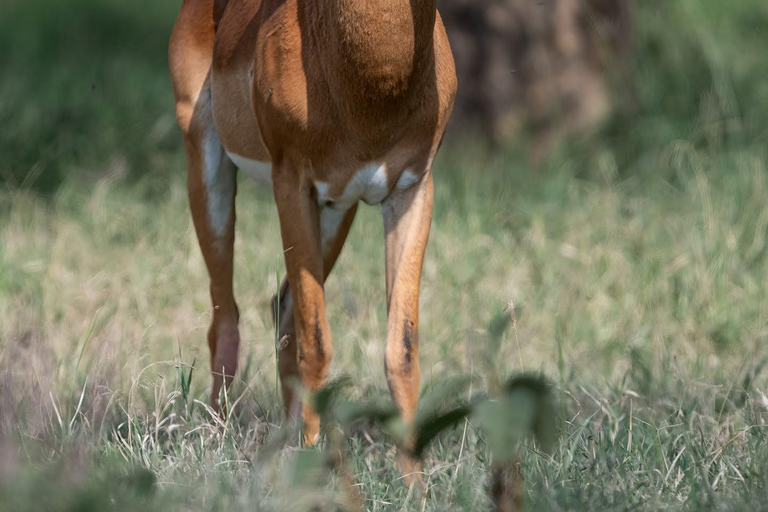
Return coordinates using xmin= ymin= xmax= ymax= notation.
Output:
xmin=226 ymin=154 xmax=423 ymax=209
xmin=226 ymin=151 xmax=273 ymax=187
xmin=315 ymin=164 xmax=422 ymax=209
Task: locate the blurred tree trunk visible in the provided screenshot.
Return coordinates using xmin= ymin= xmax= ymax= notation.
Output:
xmin=441 ymin=0 xmax=634 ymax=163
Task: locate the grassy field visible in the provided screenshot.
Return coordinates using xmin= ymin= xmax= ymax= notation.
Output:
xmin=2 ymin=0 xmax=768 ymax=510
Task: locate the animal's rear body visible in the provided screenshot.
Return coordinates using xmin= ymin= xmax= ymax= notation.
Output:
xmin=169 ymin=0 xmax=456 ymax=484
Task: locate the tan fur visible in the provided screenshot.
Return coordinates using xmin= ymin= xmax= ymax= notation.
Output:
xmin=169 ymin=0 xmax=456 ymax=482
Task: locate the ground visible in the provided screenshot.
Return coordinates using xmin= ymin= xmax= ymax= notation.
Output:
xmin=1 ymin=0 xmax=768 ymax=510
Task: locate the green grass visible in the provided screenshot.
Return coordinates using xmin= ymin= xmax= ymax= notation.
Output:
xmin=2 ymin=0 xmax=768 ymax=510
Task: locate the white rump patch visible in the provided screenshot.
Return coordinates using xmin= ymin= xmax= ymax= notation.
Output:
xmin=314 ymin=165 xmax=426 ymax=209
xmin=226 ymin=151 xmax=273 ymax=187
xmin=315 ymin=181 xmax=331 ymax=204
xmin=350 ymin=164 xmax=390 ymax=205
xmin=395 ymin=170 xmax=421 ymax=190
xmin=315 ymin=163 xmax=397 ymax=209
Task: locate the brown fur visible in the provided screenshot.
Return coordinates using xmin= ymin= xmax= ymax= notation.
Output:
xmin=169 ymin=0 xmax=456 ymax=483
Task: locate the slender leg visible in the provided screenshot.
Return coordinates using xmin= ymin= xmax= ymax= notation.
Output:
xmin=272 ymin=204 xmax=358 ymax=419
xmin=381 ymin=171 xmax=434 ymax=483
xmin=180 ymin=91 xmax=239 ymax=411
xmin=272 ymin=167 xmax=340 ymax=444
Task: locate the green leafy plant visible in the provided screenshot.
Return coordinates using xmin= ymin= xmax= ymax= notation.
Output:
xmin=289 ymin=370 xmax=557 ymax=511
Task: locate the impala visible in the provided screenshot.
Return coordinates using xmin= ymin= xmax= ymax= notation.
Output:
xmin=169 ymin=0 xmax=456 ymax=479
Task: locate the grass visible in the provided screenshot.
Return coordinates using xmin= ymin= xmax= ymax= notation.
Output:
xmin=2 ymin=0 xmax=768 ymax=510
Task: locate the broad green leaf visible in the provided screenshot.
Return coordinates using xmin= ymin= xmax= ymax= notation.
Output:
xmin=505 ymin=374 xmax=558 ymax=452
xmin=472 ymin=392 xmax=536 ymax=463
xmin=412 ymin=405 xmax=472 ymax=457
xmin=414 ymin=376 xmax=473 ymax=428
xmin=332 ymin=400 xmax=399 ymax=427
xmin=312 ymin=375 xmax=353 ymax=418
xmin=290 ymin=449 xmax=328 ymax=487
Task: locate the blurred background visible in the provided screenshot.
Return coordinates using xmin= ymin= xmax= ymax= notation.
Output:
xmin=2 ymin=0 xmax=768 ymax=510
xmin=3 ymin=0 xmax=767 ymax=191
